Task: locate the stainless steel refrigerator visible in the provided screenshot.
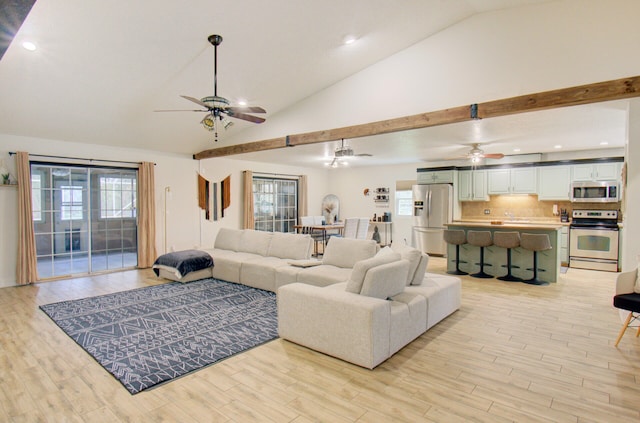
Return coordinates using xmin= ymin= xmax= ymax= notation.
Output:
xmin=412 ymin=184 xmax=453 ymax=256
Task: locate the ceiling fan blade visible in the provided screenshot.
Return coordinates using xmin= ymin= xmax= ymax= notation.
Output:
xmin=180 ymin=95 xmax=211 ymax=109
xmin=226 ymin=111 xmax=266 ymax=124
xmin=228 ymin=106 xmax=266 ymax=114
xmin=483 ymin=153 xmax=505 ymax=159
xmin=356 ymin=153 xmax=373 ymax=157
xmin=154 ymin=109 xmax=206 ymax=112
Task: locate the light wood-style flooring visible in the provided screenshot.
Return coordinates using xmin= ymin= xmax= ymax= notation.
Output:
xmin=0 ymin=258 xmax=638 ymax=422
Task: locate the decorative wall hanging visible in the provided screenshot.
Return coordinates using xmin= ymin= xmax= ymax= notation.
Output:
xmin=197 ymin=173 xmax=211 ymax=220
xmin=221 ymin=175 xmax=231 ymax=218
xmin=212 ymin=182 xmax=218 ymax=221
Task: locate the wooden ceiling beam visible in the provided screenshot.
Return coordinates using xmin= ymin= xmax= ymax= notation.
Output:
xmin=287 ymin=106 xmax=471 ymax=146
xmin=193 ymin=75 xmax=640 ymax=160
xmin=478 ymin=75 xmax=640 ymax=118
xmin=193 ymin=137 xmax=288 ymax=160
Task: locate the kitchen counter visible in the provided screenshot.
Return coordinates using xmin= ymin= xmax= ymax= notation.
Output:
xmin=448 ymin=220 xmax=566 ymax=230
xmin=444 ymin=221 xmax=562 ymax=283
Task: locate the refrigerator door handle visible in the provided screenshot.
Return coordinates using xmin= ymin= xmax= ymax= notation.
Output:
xmin=427 ymin=190 xmax=432 ymax=219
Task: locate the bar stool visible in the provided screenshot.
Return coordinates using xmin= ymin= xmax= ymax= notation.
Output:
xmin=443 ymin=229 xmax=468 ymax=275
xmin=520 ymin=233 xmax=551 ymax=286
xmin=467 ymin=230 xmax=493 ymax=278
xmin=493 ymin=231 xmax=522 ymax=282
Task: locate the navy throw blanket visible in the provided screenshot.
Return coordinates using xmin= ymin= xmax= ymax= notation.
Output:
xmin=152 ymin=249 xmax=214 ymax=278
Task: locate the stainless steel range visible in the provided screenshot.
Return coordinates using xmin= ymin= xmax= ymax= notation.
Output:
xmin=569 ymin=209 xmax=619 ymax=272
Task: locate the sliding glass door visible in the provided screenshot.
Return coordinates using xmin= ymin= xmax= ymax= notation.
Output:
xmin=253 ymin=177 xmax=298 ymax=233
xmin=32 ymin=164 xmax=138 ymax=278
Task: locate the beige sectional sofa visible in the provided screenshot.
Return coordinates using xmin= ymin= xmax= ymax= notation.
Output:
xmin=155 ymin=228 xmax=461 ymax=369
xmin=278 ymin=239 xmax=461 ymax=369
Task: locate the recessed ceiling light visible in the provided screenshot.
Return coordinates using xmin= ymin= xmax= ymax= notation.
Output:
xmin=343 ymin=35 xmax=358 ymax=45
xmin=237 ymin=99 xmax=247 ymax=106
xmin=513 ymin=148 xmax=521 ymax=152
xmin=554 ymin=145 xmax=562 ymax=149
xmin=600 ymin=141 xmax=609 ymax=146
xmin=22 ymin=41 xmax=36 ymax=51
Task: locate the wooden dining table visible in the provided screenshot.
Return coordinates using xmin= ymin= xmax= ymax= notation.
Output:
xmin=294 ymin=223 xmax=344 ymax=254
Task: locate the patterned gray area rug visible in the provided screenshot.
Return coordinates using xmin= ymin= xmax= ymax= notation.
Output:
xmin=40 ymin=278 xmax=278 ymax=394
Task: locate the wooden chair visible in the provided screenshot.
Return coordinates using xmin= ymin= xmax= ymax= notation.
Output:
xmin=613 ymin=268 xmax=640 ymax=346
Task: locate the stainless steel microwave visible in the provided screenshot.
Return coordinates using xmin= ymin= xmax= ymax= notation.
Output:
xmin=570 ymin=181 xmax=619 ymax=203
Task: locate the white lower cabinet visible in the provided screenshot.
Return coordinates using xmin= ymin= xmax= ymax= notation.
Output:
xmin=560 ymin=226 xmax=569 ymax=264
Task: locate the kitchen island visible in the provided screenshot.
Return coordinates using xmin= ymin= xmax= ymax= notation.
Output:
xmin=445 ymin=221 xmax=564 ymax=283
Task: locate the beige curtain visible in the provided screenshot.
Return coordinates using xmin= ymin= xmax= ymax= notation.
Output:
xmin=243 ymin=170 xmax=254 ymax=229
xmin=16 ymin=152 xmax=38 ymax=284
xmin=137 ymin=162 xmax=157 ymax=268
xmin=299 ymin=174 xmax=308 ymax=222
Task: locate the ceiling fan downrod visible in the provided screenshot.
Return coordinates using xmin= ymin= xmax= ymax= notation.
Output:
xmin=208 ymin=34 xmax=223 ymax=97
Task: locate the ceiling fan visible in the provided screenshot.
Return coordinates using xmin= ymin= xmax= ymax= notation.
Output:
xmin=326 ymin=139 xmax=372 ymax=168
xmin=449 ymin=143 xmax=505 ymax=163
xmin=156 ymin=34 xmax=266 ymax=141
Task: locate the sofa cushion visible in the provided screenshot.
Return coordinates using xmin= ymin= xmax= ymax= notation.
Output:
xmin=390 ymin=243 xmax=425 ymax=286
xmin=359 ymin=259 xmax=409 ymax=300
xmin=410 ymin=254 xmax=429 ymax=286
xmin=345 ymin=251 xmax=401 ymax=294
xmin=239 ymin=230 xmax=273 ymax=256
xmin=268 ymin=232 xmax=313 ymax=260
xmin=214 ymin=228 xmax=243 ymax=251
xmin=322 ymin=237 xmax=378 ymax=268
xmin=295 ymin=264 xmax=352 ymax=287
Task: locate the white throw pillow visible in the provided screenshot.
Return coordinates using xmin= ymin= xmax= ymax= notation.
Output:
xmin=390 ymin=243 xmax=423 ymax=286
xmin=634 ymin=266 xmax=640 ymax=294
xmin=359 ymin=259 xmax=409 ymax=299
xmin=410 ymin=254 xmax=429 ymax=286
xmin=345 ymin=252 xmax=401 ymax=294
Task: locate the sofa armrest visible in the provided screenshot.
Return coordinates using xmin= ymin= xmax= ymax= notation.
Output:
xmin=277 ymin=283 xmax=391 ymax=369
xmin=616 ymin=268 xmax=637 ymax=295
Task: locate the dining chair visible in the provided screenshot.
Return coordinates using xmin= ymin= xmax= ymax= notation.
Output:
xmin=342 ymin=218 xmax=359 ymax=238
xmin=300 ymin=216 xmax=324 ymax=256
xmin=355 ymin=218 xmax=369 ymax=239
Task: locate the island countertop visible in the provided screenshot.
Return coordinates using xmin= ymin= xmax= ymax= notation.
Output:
xmin=446 ymin=220 xmax=566 ymax=230
xmin=443 ymin=221 xmax=563 ymax=283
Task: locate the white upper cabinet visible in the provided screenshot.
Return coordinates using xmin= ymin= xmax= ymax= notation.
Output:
xmin=571 ymin=162 xmax=621 ymax=182
xmin=538 ymin=165 xmax=571 ymax=200
xmin=487 ymin=168 xmax=537 ymax=195
xmin=417 ymin=170 xmax=454 ymax=184
xmin=458 ymin=170 xmax=488 ymax=201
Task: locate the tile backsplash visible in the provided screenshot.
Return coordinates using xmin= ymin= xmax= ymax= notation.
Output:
xmin=461 ymin=195 xmax=622 ymax=221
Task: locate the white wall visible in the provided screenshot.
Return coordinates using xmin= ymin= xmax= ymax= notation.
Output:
xmin=325 ymin=163 xmax=421 ymax=247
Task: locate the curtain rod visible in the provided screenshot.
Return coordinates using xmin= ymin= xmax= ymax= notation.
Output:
xmin=252 ymin=171 xmax=301 ymax=178
xmin=8 ymin=152 xmax=155 ymax=165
